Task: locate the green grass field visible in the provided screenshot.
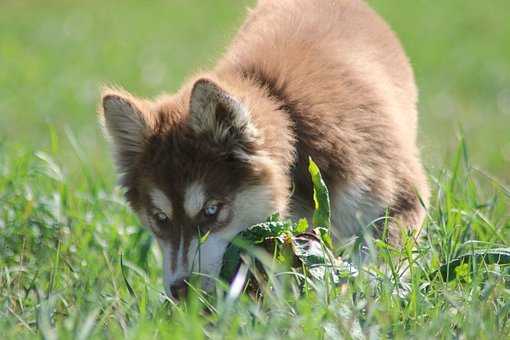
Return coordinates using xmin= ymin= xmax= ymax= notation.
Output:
xmin=1 ymin=0 xmax=509 ymax=338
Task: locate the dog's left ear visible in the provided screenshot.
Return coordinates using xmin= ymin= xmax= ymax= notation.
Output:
xmin=189 ymin=78 xmax=257 ymax=148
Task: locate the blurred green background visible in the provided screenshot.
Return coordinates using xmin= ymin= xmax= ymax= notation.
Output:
xmin=1 ymin=0 xmax=509 ymax=182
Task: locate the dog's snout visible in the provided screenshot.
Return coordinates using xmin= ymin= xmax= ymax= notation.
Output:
xmin=169 ymin=279 xmax=189 ymax=300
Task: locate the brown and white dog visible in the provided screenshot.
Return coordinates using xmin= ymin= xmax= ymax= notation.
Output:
xmin=99 ymin=0 xmax=429 ymax=299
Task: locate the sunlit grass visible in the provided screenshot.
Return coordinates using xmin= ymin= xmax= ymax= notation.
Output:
xmin=1 ymin=137 xmax=509 ymax=338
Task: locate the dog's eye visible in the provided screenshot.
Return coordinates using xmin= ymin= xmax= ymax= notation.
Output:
xmin=203 ymin=202 xmax=220 ymax=217
xmin=153 ymin=210 xmax=169 ymax=223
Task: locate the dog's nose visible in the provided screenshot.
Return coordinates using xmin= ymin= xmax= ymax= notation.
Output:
xmin=169 ymin=279 xmax=189 ymax=300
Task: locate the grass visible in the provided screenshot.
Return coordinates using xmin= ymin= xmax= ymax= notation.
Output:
xmin=1 ymin=0 xmax=509 ymax=338
xmin=1 ymin=138 xmax=509 ymax=338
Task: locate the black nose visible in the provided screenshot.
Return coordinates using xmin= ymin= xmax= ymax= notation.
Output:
xmin=169 ymin=279 xmax=189 ymax=300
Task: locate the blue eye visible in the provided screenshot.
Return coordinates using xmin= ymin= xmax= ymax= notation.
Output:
xmin=204 ymin=203 xmax=219 ymax=217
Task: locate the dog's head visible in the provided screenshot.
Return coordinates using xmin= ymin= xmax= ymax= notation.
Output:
xmin=99 ymin=78 xmax=288 ymax=299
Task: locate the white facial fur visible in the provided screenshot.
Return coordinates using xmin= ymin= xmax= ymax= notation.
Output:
xmin=155 ymin=184 xmax=274 ymax=295
xmin=150 ymin=188 xmax=173 ymax=219
xmin=183 ymin=182 xmax=206 ymax=218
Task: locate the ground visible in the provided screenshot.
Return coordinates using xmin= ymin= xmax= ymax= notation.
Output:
xmin=1 ymin=0 xmax=509 ymax=338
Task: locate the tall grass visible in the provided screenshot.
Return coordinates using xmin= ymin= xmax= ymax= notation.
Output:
xmin=1 ymin=136 xmax=508 ymax=339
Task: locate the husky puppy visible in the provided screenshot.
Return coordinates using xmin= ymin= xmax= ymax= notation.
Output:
xmin=99 ymin=0 xmax=429 ymax=299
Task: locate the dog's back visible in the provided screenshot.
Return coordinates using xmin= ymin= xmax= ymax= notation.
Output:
xmin=100 ymin=0 xmax=429 ymax=296
xmin=217 ymin=0 xmax=429 ymax=243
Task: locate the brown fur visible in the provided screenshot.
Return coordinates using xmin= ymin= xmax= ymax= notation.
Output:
xmin=212 ymin=0 xmax=430 ymax=242
xmin=99 ymin=0 xmax=429 ymax=292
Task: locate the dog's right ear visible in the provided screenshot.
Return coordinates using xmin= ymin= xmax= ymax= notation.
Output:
xmin=99 ymin=87 xmax=154 ymax=174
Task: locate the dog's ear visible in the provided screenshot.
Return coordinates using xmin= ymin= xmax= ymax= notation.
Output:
xmin=189 ymin=78 xmax=257 ymax=149
xmin=100 ymin=87 xmax=154 ymax=175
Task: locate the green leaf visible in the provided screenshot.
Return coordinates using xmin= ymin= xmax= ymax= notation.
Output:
xmin=220 ymin=242 xmax=243 ymax=283
xmin=432 ymin=248 xmax=510 ymax=281
xmin=295 ymin=218 xmax=309 ymax=234
xmin=219 ymin=216 xmax=292 ymax=282
xmin=291 ymin=233 xmax=357 ymax=283
xmin=316 ymin=228 xmax=333 ymax=250
xmin=308 ymin=158 xmax=331 ymax=229
xmin=454 ymin=263 xmax=471 ymax=283
xmin=241 ymin=219 xmax=293 ymax=243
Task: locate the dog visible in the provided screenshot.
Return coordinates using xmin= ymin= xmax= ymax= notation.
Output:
xmin=99 ymin=0 xmax=429 ymax=299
